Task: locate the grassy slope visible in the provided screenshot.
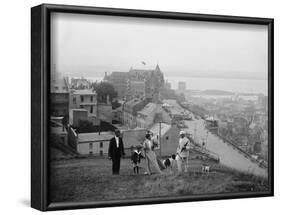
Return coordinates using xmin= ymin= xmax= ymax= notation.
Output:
xmin=50 ymin=157 xmax=268 ymax=203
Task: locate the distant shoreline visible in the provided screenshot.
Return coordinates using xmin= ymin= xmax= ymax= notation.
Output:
xmin=186 ymin=89 xmax=265 ymax=96
xmin=70 ymin=75 xmax=268 ymax=96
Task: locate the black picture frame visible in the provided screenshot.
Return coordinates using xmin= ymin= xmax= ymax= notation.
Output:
xmin=31 ymin=3 xmax=274 ymax=211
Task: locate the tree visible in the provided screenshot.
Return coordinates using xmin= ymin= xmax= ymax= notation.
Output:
xmin=94 ymin=82 xmax=118 ymax=103
xmin=76 ymin=120 xmax=117 ymax=133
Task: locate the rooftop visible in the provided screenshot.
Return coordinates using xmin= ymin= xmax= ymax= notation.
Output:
xmin=129 ymin=64 xmax=161 ymax=74
xmin=78 ymin=132 xmax=113 ymax=143
xmin=206 ymin=116 xmax=219 ymax=121
xmin=125 ymin=97 xmax=146 ymax=106
xmin=130 ymin=69 xmax=155 ymax=73
xmin=149 ymin=123 xmax=171 ymax=137
xmin=70 ymin=109 xmax=88 ymax=112
xmin=163 ymin=99 xmax=185 ymax=115
xmin=50 ymin=116 xmax=64 ymax=120
xmin=109 ymin=71 xmax=129 ymax=77
xmin=138 ymin=103 xmax=158 ymax=116
xmin=72 ymin=89 xmax=96 ymax=95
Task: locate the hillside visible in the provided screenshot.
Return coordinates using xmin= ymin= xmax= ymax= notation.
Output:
xmin=50 ymin=157 xmax=268 ymax=203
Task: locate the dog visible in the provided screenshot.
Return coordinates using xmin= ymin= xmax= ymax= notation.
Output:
xmin=131 ymin=147 xmax=144 ymax=175
xmin=163 ymin=154 xmax=176 ymax=173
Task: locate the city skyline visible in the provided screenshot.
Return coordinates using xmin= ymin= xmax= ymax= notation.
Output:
xmin=64 ymin=73 xmax=268 ymax=95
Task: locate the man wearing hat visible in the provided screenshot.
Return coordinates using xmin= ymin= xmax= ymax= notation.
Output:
xmin=176 ymin=130 xmax=191 ymax=173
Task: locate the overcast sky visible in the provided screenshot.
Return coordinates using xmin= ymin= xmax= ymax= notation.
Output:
xmin=51 ymin=12 xmax=268 ymax=80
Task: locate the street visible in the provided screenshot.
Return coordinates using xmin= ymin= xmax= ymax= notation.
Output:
xmin=163 ymin=99 xmax=267 ymax=177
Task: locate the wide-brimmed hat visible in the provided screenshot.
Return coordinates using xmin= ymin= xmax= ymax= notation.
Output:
xmin=179 ymin=130 xmax=185 ymax=135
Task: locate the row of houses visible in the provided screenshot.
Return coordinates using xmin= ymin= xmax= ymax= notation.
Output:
xmin=136 ymin=102 xmax=171 ymax=128
xmin=76 ymin=122 xmax=179 ymax=156
xmin=114 ymin=97 xmax=173 ymax=130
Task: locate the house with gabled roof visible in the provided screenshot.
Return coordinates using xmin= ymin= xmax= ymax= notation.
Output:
xmin=136 ymin=102 xmax=172 ymax=129
xmin=149 ymin=122 xmax=180 ymax=156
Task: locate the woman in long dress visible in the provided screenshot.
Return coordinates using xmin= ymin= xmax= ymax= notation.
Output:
xmin=143 ymin=133 xmax=162 ymax=175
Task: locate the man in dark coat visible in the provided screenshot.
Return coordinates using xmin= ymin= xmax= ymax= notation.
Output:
xmin=108 ymin=129 xmax=125 ymax=175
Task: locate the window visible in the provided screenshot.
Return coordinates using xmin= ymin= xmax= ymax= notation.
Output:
xmin=90 ymin=105 xmax=93 ymax=113
xmin=73 ymin=97 xmax=76 ymax=104
xmin=100 ymin=142 xmax=103 ymax=148
xmin=166 ymin=136 xmax=169 ymax=140
xmin=99 ymin=150 xmax=103 ymax=156
xmin=80 ymin=95 xmax=84 ymax=102
xmin=91 ymin=96 xmax=93 ymax=102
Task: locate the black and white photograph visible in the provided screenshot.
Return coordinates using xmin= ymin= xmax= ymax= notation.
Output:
xmin=47 ymin=8 xmax=272 ymax=206
xmin=1 ymin=0 xmax=281 ymax=214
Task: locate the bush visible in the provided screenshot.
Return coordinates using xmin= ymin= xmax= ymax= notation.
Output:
xmin=76 ymin=120 xmax=117 ymax=133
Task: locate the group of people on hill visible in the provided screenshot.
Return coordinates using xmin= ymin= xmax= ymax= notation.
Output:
xmin=108 ymin=129 xmax=192 ymax=175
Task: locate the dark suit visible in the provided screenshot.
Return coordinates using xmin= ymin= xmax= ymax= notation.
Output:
xmin=108 ymin=136 xmax=125 ymax=175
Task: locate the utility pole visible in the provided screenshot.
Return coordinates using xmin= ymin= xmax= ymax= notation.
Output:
xmin=205 ymin=131 xmax=209 ymax=148
xmin=194 ymin=123 xmax=197 ymax=142
xmin=159 ymin=121 xmax=162 ymax=157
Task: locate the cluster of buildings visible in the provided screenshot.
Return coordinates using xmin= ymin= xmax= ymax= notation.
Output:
xmin=51 ymin=72 xmax=112 ymax=125
xmin=185 ymin=92 xmax=269 ymax=161
xmin=104 ymin=64 xmax=164 ymax=102
xmin=50 ymin=63 xmax=269 ymax=168
xmin=69 ymin=77 xmax=92 ymax=89
xmin=50 ymin=65 xmax=184 ymax=157
xmin=217 ymin=115 xmax=268 ymax=161
xmin=50 ymin=70 xmax=113 ymax=156
xmin=50 ymin=63 xmax=268 ymax=165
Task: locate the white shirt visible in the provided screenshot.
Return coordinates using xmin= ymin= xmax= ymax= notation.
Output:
xmin=115 ymin=136 xmax=119 ymax=148
xmin=143 ymin=139 xmax=152 ymax=151
xmin=177 ymin=137 xmax=190 ymax=157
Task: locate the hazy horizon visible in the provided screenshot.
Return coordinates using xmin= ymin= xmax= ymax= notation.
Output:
xmin=51 ymin=12 xmax=268 ymax=81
